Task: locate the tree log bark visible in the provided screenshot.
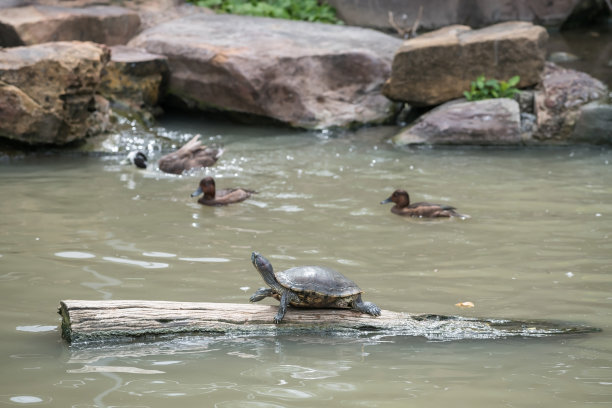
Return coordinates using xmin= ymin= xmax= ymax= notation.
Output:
xmin=58 ymin=299 xmax=599 ymax=344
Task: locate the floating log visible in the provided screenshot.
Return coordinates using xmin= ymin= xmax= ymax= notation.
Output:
xmin=58 ymin=300 xmax=599 ymax=344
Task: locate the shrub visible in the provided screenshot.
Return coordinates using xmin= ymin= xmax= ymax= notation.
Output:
xmin=189 ymin=0 xmax=343 ymax=24
xmin=463 ymin=75 xmax=520 ymax=101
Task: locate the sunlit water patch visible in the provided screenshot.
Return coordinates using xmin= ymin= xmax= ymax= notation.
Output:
xmin=179 ymin=257 xmax=230 ymax=263
xmin=54 ymin=251 xmax=96 ymax=259
xmin=102 ymin=256 xmax=169 ymax=269
xmin=142 ymin=251 xmax=177 ymax=258
xmin=16 ymin=325 xmax=56 ymax=333
xmin=151 ymin=360 xmax=183 ymax=366
xmin=67 ymin=365 xmax=165 ymax=374
xmin=8 ymin=396 xmax=46 ymax=404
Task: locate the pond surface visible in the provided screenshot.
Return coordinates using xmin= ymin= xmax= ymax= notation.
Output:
xmin=1 ymin=112 xmax=611 ymax=407
xmin=547 ymin=23 xmax=612 ymax=87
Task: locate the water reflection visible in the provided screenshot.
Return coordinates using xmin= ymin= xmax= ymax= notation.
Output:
xmin=62 ymin=335 xmax=385 ymax=407
xmin=80 ymin=266 xmax=122 ymax=300
xmin=142 ymin=251 xmax=177 ymax=258
xmin=178 ymin=257 xmax=230 ymax=263
xmin=101 ymin=256 xmax=169 ymax=269
xmin=55 ymin=251 xmax=96 ymax=259
xmin=8 ymin=396 xmax=45 ymax=404
xmin=16 ymin=325 xmax=57 ymax=333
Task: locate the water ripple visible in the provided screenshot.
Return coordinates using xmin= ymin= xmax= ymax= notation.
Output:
xmin=242 ymin=364 xmax=345 ymax=381
xmin=318 ymin=382 xmax=356 ymax=391
xmin=271 ymin=205 xmax=304 ymax=212
xmin=102 ymin=257 xmax=169 ymax=269
xmin=215 ymin=402 xmax=287 ymax=408
xmin=67 ymin=365 xmax=165 ymax=374
xmin=252 ymin=386 xmax=313 ymax=399
xmin=121 ymin=379 xmax=236 ymax=398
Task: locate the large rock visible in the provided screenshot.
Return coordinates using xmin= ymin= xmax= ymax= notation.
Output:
xmin=121 ymin=0 xmax=212 ymax=31
xmin=0 ymin=5 xmax=140 ymax=47
xmin=570 ymin=101 xmax=612 ymax=144
xmin=99 ymin=45 xmax=169 ymax=115
xmin=534 ymin=62 xmax=609 ymax=142
xmin=128 ymin=13 xmax=403 ymax=129
xmin=392 ymin=98 xmax=523 ymax=145
xmin=383 ymin=22 xmax=548 ymax=107
xmin=327 ymin=0 xmax=590 ymax=32
xmin=0 ymin=41 xmax=111 ymax=145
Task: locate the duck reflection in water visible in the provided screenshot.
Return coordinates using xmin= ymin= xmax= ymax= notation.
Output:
xmin=381 ymin=189 xmax=468 ymax=218
xmin=191 ymin=176 xmax=256 ymax=206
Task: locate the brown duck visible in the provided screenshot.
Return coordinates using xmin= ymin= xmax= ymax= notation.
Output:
xmin=191 ymin=176 xmax=256 ymax=206
xmin=381 ymin=189 xmax=468 ymax=218
xmin=158 ymin=135 xmax=223 ymax=175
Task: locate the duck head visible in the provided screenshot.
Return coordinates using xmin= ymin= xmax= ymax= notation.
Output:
xmin=381 ymin=189 xmax=410 ymax=207
xmin=191 ymin=176 xmax=216 ymax=199
xmin=124 ymin=151 xmax=148 ymax=169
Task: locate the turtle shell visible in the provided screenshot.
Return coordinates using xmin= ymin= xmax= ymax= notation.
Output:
xmin=276 ymin=266 xmax=362 ymax=297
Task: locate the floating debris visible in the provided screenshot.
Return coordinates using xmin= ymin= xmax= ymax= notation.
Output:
xmin=455 ymin=301 xmax=475 ymax=308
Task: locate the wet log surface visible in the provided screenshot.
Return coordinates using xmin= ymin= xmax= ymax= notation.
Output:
xmin=58 ymin=300 xmax=600 ymax=345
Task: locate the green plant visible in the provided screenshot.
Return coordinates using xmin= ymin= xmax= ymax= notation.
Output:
xmin=463 ymin=75 xmax=520 ymax=101
xmin=189 ymin=0 xmax=343 ymax=24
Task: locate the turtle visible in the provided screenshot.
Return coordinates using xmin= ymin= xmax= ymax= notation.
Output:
xmin=249 ymin=251 xmax=381 ymax=323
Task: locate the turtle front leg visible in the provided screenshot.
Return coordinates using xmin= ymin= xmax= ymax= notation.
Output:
xmin=353 ymin=294 xmax=381 ymax=316
xmin=249 ymin=287 xmax=276 ymax=303
xmin=274 ymin=290 xmax=292 ymax=323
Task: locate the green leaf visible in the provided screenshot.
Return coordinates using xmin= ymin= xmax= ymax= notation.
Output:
xmin=507 ymin=75 xmax=520 ymax=87
xmin=476 ymin=76 xmax=485 ymax=90
xmin=485 ymin=79 xmax=498 ymax=88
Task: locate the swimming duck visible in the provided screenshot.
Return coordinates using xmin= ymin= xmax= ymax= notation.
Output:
xmin=158 ymin=135 xmax=224 ymax=175
xmin=124 ymin=151 xmax=148 ymax=169
xmin=380 ymin=189 xmax=468 ymax=218
xmin=191 ymin=176 xmax=256 ymax=206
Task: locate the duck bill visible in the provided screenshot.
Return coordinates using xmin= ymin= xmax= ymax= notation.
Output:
xmin=190 ymin=186 xmax=203 ymax=197
xmin=380 ymin=197 xmax=392 ymax=204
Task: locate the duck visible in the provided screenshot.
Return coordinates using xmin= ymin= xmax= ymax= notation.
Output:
xmin=124 ymin=151 xmax=148 ymax=169
xmin=191 ymin=176 xmax=256 ymax=206
xmin=158 ymin=135 xmax=224 ymax=175
xmin=380 ymin=189 xmax=468 ymax=218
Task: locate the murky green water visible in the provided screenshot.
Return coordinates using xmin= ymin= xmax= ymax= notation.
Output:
xmin=1 ymin=113 xmax=611 ymax=407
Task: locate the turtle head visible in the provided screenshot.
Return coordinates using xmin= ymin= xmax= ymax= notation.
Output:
xmin=251 ymin=251 xmax=278 ymax=288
